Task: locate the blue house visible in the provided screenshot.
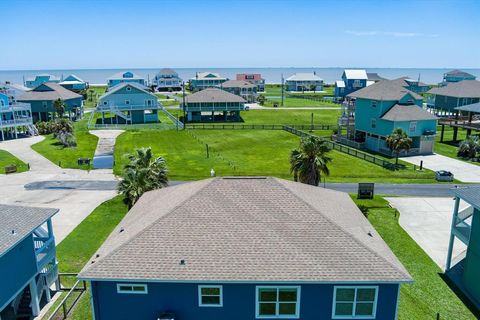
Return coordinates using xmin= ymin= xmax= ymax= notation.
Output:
xmin=285 ymin=73 xmax=323 ymax=92
xmin=335 ymin=69 xmax=368 ymax=98
xmin=0 ymin=86 xmax=35 ymax=140
xmin=346 ymin=80 xmax=438 ymax=156
xmin=79 ymin=177 xmax=412 ymax=320
xmin=189 ymin=72 xmax=228 ymax=92
xmin=92 ymin=82 xmax=161 ymax=126
xmin=24 ymin=74 xmax=60 ymax=89
xmin=59 ymin=74 xmax=89 ymax=92
xmin=17 ymin=82 xmax=83 ymax=122
xmin=427 ymin=80 xmax=480 ymax=112
xmin=107 ymin=71 xmax=145 ymax=88
xmin=0 ymin=204 xmax=59 ymax=319
xmin=445 ymin=186 xmax=480 ymax=310
xmin=183 ymin=88 xmax=245 ymax=122
xmin=152 ymin=68 xmax=182 ymax=92
xmin=442 ymin=69 xmax=476 ymax=85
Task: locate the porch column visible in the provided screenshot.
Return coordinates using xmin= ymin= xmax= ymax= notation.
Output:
xmin=440 ymin=124 xmax=445 ymax=142
xmin=446 ymin=197 xmax=460 ymax=271
xmin=452 ymin=127 xmax=458 ymax=142
xmin=29 ymin=279 xmax=41 ymax=316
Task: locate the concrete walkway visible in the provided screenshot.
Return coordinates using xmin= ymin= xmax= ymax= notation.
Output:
xmin=401 ymin=154 xmax=480 ymax=183
xmin=387 ymin=197 xmax=469 ymax=269
xmin=0 ymin=136 xmax=118 ymax=243
xmin=90 ymin=130 xmax=124 ymax=169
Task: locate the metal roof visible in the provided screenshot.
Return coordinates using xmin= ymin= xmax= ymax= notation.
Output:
xmin=0 ymin=204 xmax=58 ymax=257
xmin=335 ymin=80 xmax=345 ymax=88
xmin=344 ymin=69 xmax=368 ymax=80
xmin=453 ymin=186 xmax=480 ymax=210
xmin=79 ymin=177 xmax=411 ymax=283
xmin=286 ymin=73 xmax=323 ymax=82
xmin=381 ymin=104 xmax=438 ymax=122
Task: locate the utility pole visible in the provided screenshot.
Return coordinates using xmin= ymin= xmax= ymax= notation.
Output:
xmin=281 ymin=73 xmax=284 ymax=107
xmin=182 ymin=81 xmax=186 ymax=129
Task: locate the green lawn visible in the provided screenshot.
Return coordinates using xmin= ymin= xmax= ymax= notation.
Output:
xmin=263 ymin=84 xmax=335 ymax=97
xmin=353 ymin=196 xmax=477 ymax=320
xmin=241 ymin=109 xmax=341 ymax=125
xmin=114 ymin=129 xmax=435 ymax=183
xmin=31 ymin=118 xmax=98 ymax=169
xmin=435 ymin=126 xmax=480 ymax=166
xmin=84 ymin=86 xmax=107 ymax=109
xmin=0 ymin=150 xmax=29 ymax=173
xmin=262 ymin=96 xmax=339 ymax=108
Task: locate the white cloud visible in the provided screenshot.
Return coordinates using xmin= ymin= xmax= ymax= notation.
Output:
xmin=345 ymin=30 xmax=439 ymax=38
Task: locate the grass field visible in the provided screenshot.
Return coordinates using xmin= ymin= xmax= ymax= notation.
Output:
xmin=114 ymin=129 xmax=435 ymax=183
xmin=262 ymin=96 xmax=339 ymax=108
xmin=353 ymin=196 xmax=477 ymax=320
xmin=434 ymin=126 xmax=480 ymax=165
xmin=0 ymin=150 xmax=29 ymax=173
xmin=241 ymin=109 xmax=341 ymax=125
xmin=263 ymin=84 xmax=335 ymax=97
xmin=84 ymin=86 xmax=107 ymax=109
xmin=31 ymin=118 xmax=98 ymax=169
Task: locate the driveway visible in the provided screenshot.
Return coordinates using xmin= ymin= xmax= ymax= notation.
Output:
xmin=386 ymin=197 xmax=469 ymax=269
xmin=401 ymin=154 xmax=480 ymax=183
xmin=0 ymin=136 xmax=118 ymax=243
xmin=90 ymin=129 xmax=124 ymax=169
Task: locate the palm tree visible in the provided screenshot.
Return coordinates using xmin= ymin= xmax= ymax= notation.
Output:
xmin=458 ymin=136 xmax=480 ymax=159
xmin=118 ymin=147 xmax=168 ymax=208
xmin=386 ymin=128 xmax=412 ymax=164
xmin=290 ymin=136 xmax=332 ymax=186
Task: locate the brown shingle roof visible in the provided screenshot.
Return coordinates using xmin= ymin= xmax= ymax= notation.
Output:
xmin=185 ymin=88 xmax=246 ymax=103
xmin=347 ymin=80 xmax=423 ymax=101
xmin=381 ymin=104 xmax=438 ymax=121
xmin=428 ymin=80 xmax=480 ymax=98
xmin=78 ymin=177 xmax=411 ymax=283
xmin=17 ymin=82 xmax=82 ymax=101
xmin=221 ymin=80 xmax=256 ymax=89
xmin=390 ymin=76 xmax=429 ymax=88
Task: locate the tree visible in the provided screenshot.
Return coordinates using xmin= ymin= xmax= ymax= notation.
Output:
xmin=118 ymin=147 xmax=168 ymax=208
xmin=458 ymin=136 xmax=480 ymax=160
xmin=386 ymin=128 xmax=412 ymax=164
xmin=290 ymin=136 xmax=332 ymax=186
xmin=53 ymin=98 xmax=65 ymax=118
xmin=309 ymin=84 xmax=317 ymax=93
xmin=257 ymin=95 xmax=266 ymax=106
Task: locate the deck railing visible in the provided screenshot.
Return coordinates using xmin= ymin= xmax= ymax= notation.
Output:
xmin=185 ymin=123 xmax=336 ymax=130
xmin=96 ymin=103 xmax=160 ymax=112
xmin=46 ymin=274 xmax=87 ymax=320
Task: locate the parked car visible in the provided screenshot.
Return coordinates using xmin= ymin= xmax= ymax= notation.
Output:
xmin=435 ymin=170 xmax=454 ymax=182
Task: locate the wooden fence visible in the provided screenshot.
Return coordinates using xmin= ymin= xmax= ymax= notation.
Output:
xmin=185 ymin=123 xmax=336 ymax=130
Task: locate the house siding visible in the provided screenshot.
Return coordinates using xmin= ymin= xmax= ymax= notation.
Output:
xmin=0 ymin=235 xmax=38 ymax=310
xmin=463 ymin=208 xmax=480 ymax=303
xmin=90 ymin=281 xmax=400 ymax=320
xmin=433 ymin=95 xmax=480 ymax=111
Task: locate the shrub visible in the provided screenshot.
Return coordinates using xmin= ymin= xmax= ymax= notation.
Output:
xmin=57 ymin=131 xmax=77 ymax=147
xmin=457 ymin=136 xmax=480 ymax=160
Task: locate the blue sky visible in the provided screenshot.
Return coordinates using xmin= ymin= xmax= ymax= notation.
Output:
xmin=2 ymin=0 xmax=480 ymax=70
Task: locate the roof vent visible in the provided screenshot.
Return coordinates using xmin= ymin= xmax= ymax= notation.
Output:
xmin=11 ymin=230 xmax=16 ymax=235
xmin=180 ymin=259 xmax=186 ymax=265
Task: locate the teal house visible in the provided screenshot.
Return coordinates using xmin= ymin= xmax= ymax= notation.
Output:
xmin=17 ymin=82 xmax=83 ymax=122
xmin=59 ymin=74 xmax=88 ymax=92
xmin=446 ymin=186 xmax=480 ymax=310
xmin=427 ymin=80 xmax=480 ymax=111
xmin=93 ymin=82 xmax=160 ymax=126
xmin=0 ymin=205 xmax=59 ymax=319
xmin=335 ymin=69 xmax=368 ymax=98
xmin=183 ymin=88 xmax=245 ymax=122
xmin=107 ymin=71 xmax=145 ymax=88
xmin=24 ymin=74 xmax=60 ymax=89
xmin=0 ymin=86 xmax=35 ymax=140
xmin=347 ymin=80 xmax=437 ymax=156
xmin=442 ymin=69 xmax=476 ymax=85
xmin=390 ymin=77 xmax=430 ymax=94
xmin=189 ymin=72 xmax=228 ymax=92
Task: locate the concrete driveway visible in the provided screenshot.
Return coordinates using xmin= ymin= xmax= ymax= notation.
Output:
xmin=386 ymin=197 xmax=469 ymax=269
xmin=401 ymin=153 xmax=480 ymax=183
xmin=0 ymin=136 xmax=119 ymax=243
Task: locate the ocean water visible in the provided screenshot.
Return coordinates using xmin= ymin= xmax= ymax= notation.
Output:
xmin=1 ymin=67 xmax=479 ymax=86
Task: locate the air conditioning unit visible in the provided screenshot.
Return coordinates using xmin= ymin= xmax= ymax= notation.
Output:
xmin=157 ymin=312 xmax=175 ymax=320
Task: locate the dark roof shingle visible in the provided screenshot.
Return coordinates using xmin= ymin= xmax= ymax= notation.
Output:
xmin=428 ymin=80 xmax=480 ymax=98
xmin=381 ymin=104 xmax=438 ymax=121
xmin=185 ymin=88 xmax=246 ymax=103
xmin=18 ymin=82 xmax=82 ymax=101
xmin=347 ymin=80 xmax=423 ymax=101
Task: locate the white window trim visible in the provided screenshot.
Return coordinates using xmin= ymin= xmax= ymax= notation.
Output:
xmin=116 ymin=283 xmax=148 ymax=294
xmin=371 ymin=118 xmax=376 ymax=128
xmin=255 ymin=286 xmax=301 ymax=319
xmin=331 ymin=286 xmax=378 ymax=319
xmin=409 ymin=121 xmax=417 ymax=132
xmin=198 ymin=285 xmax=223 ymax=307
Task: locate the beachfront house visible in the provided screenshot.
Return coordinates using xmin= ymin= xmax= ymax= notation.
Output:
xmin=390 ymin=77 xmax=430 ymax=94
xmin=0 ymin=205 xmax=59 ymax=319
xmin=221 ymin=80 xmax=257 ymax=103
xmin=189 ymin=72 xmax=227 ymax=92
xmin=59 ymin=74 xmax=88 ymax=92
xmin=182 ymin=87 xmax=245 ymax=122
xmin=24 ymin=74 xmax=60 ymax=89
xmin=17 ymin=82 xmax=83 ymax=122
xmin=152 ymin=68 xmax=182 ymax=91
xmin=78 ymin=177 xmax=412 ymax=320
xmin=442 ymin=69 xmax=476 ymax=85
xmin=285 ymin=73 xmax=323 ymax=92
xmin=236 ymin=73 xmax=265 ymax=92
xmin=445 ymin=186 xmax=480 ymax=310
xmin=107 ymin=71 xmax=146 ymax=88
xmin=427 ymin=80 xmax=480 ymax=112
xmin=0 ymin=86 xmax=35 ymax=140
xmin=335 ymin=69 xmax=368 ymax=98
xmin=346 ymin=80 xmax=437 ymax=156
xmin=94 ymin=83 xmax=161 ymax=125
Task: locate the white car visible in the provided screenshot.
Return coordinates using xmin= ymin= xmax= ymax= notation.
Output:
xmin=435 ymin=170 xmax=454 ymax=182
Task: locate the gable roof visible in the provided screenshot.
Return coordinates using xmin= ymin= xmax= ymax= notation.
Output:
xmin=62 ymin=74 xmax=85 ymax=82
xmin=156 ymin=68 xmax=179 ymax=78
xmin=26 ymin=73 xmax=59 ymax=82
xmin=17 ymin=82 xmax=82 ymax=101
xmin=99 ymin=82 xmax=155 ymax=100
xmin=221 ymin=80 xmax=256 ymax=89
xmin=78 ymin=177 xmax=411 ymax=283
xmin=381 ymin=104 xmax=438 ymax=122
xmin=347 ymin=80 xmax=423 ymax=101
xmin=445 ymin=69 xmax=476 ymax=78
xmin=455 ymin=102 xmax=480 ymax=113
xmin=286 ymin=73 xmax=323 ymax=81
xmin=343 ymin=69 xmax=368 ymax=80
xmin=367 ymin=73 xmax=386 ymax=82
xmin=0 ymin=204 xmax=58 ymax=257
xmin=185 ymin=88 xmax=246 ymax=103
xmin=336 ymin=80 xmax=345 ymax=88
xmin=390 ymin=76 xmax=429 ymax=88
xmin=191 ymin=72 xmax=226 ymax=81
xmin=428 ymin=80 xmax=480 ymax=98
xmin=108 ymin=71 xmax=144 ymax=80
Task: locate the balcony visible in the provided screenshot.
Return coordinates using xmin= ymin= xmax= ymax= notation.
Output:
xmin=96 ymin=103 xmax=160 ymax=112
xmin=34 ymin=236 xmax=56 ymax=270
xmin=452 ymin=205 xmax=473 ymax=245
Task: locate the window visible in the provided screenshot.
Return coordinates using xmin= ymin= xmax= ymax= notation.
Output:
xmin=126 ymin=86 xmax=131 ymax=91
xmin=409 ymin=121 xmax=417 ymax=132
xmin=116 ymin=283 xmax=148 ymax=294
xmin=256 ymin=286 xmax=300 ymax=319
xmin=353 ymin=80 xmax=361 ymax=88
xmin=103 ymin=101 xmax=107 ymax=105
xmin=371 ymin=118 xmax=376 ymax=128
xmin=371 ymin=100 xmax=377 ymax=108
xmin=125 ymin=100 xmax=130 ymax=105
xmin=198 ymin=285 xmax=222 ymax=307
xmin=332 ymin=286 xmax=378 ymax=319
